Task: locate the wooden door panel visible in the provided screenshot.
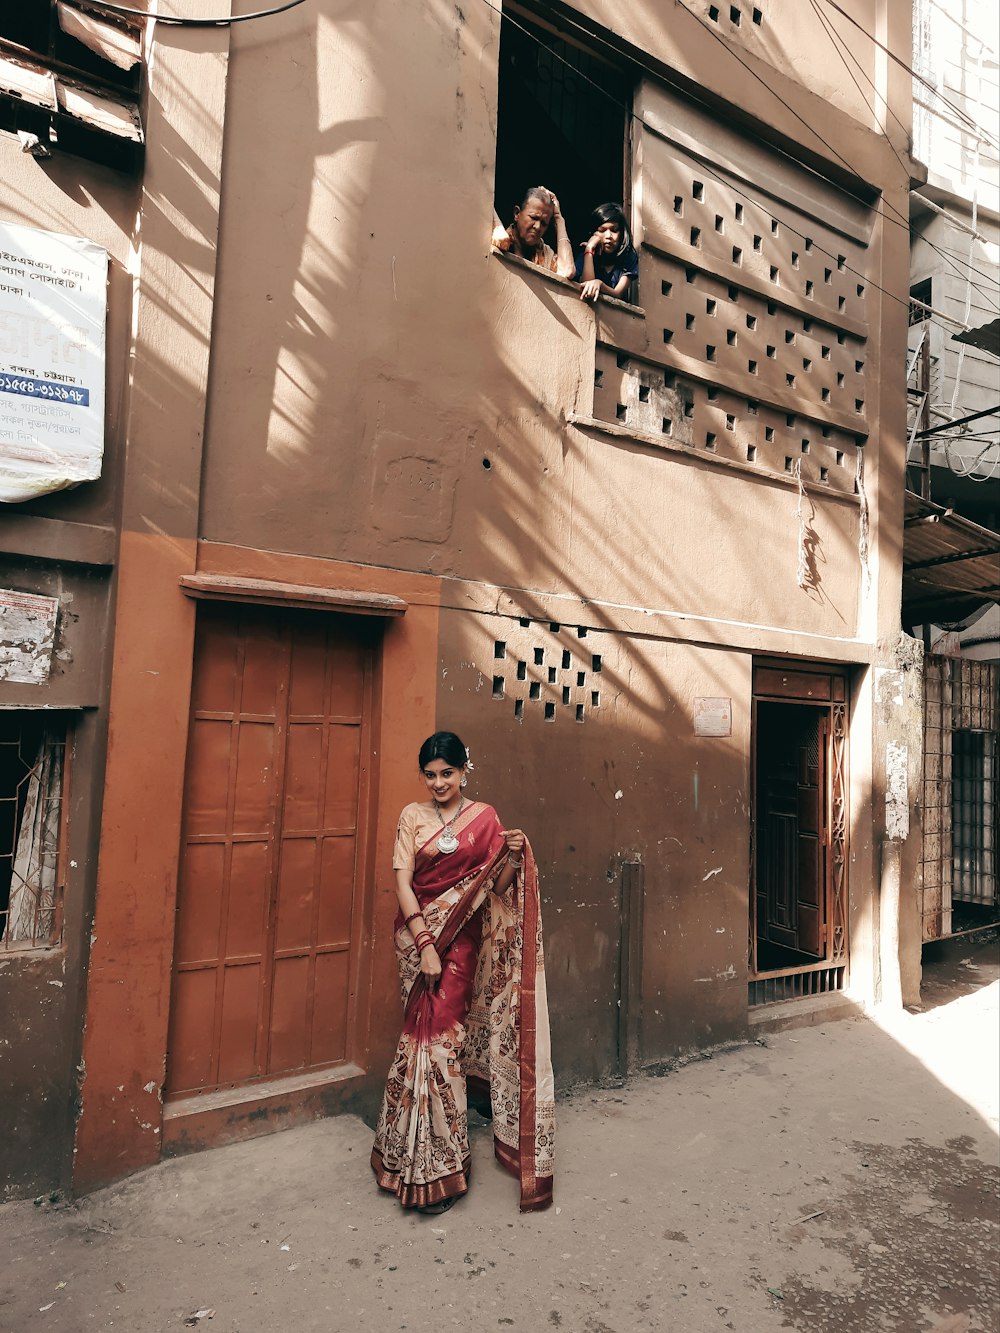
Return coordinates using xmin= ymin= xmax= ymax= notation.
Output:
xmin=217 ymin=963 xmax=261 ymax=1084
xmin=168 ymin=606 xmax=371 ymax=1099
xmin=269 ymin=955 xmax=311 ymax=1073
xmin=324 ymin=727 xmax=362 ymax=826
xmin=273 ymin=837 xmax=319 ymax=953
xmin=169 ymin=969 xmax=216 ymax=1091
xmin=224 ymin=840 xmax=270 ymax=958
xmin=318 ymin=836 xmax=357 ymax=944
xmin=175 ymin=843 xmax=225 ymax=965
xmin=184 ymin=722 xmax=234 ymax=835
xmin=312 ymin=951 xmax=351 ymax=1063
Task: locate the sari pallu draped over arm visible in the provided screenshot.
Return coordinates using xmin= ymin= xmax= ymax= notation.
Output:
xmin=372 ymin=802 xmax=554 ymax=1212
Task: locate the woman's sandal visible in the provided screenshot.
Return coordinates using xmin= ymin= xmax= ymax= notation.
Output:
xmin=418 ymin=1195 xmax=457 ymax=1215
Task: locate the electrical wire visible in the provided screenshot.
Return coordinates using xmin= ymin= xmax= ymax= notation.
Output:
xmin=807 ymin=0 xmax=1000 ymax=311
xmin=61 ymin=0 xmax=309 ymax=26
xmin=815 ymin=0 xmax=1000 ymax=149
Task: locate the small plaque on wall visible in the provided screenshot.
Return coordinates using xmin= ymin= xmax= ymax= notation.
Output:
xmin=694 ymin=696 xmax=732 ymax=737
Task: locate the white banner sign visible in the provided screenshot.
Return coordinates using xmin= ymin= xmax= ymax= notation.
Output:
xmin=0 ymin=219 xmax=108 ymax=503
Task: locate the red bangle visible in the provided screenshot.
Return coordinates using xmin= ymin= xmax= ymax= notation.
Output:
xmin=404 ymin=911 xmax=423 ymax=928
xmin=414 ymin=931 xmax=434 ymax=952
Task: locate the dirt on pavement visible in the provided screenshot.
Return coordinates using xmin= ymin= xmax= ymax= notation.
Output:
xmin=2 ymin=933 xmax=997 ymax=1333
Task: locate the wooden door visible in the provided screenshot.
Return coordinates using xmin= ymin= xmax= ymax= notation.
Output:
xmin=166 ymin=602 xmax=373 ymax=1099
xmin=755 ymin=702 xmax=828 ymax=965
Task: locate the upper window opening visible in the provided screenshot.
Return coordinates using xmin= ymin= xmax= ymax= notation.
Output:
xmin=494 ymin=10 xmax=633 ymax=275
xmin=0 ymin=0 xmax=143 ymax=170
xmin=909 ymin=277 xmax=932 ymax=325
xmin=1 ymin=713 xmax=69 ymax=951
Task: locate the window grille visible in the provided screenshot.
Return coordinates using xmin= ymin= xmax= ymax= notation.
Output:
xmin=0 ymin=714 xmax=68 ymax=950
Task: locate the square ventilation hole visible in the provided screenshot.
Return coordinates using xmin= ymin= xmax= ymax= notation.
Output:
xmin=577 ymin=671 xmax=586 ymax=686
xmin=638 ymin=384 xmax=651 ymax=403
xmin=705 ymin=431 xmax=717 ymax=450
xmin=766 ymin=345 xmax=776 ymax=359
xmin=784 ymin=457 xmax=794 ymax=472
xmin=837 ymin=331 xmax=846 ymax=344
xmin=616 ymin=403 xmax=628 ymax=421
xmin=715 ymin=215 xmax=725 ymax=233
xmin=803 ymin=319 xmax=813 ymax=332
xmin=494 ymin=640 xmax=506 ymax=659
xmin=821 ymin=387 xmax=831 ymax=403
xmin=591 ymin=690 xmax=601 ymax=707
xmin=805 ymin=280 xmax=814 ymax=297
xmin=746 ymin=314 xmax=757 ymax=330
xmin=686 ymin=313 xmax=696 ymax=330
xmin=533 ymin=647 xmax=544 ymax=665
xmin=855 ymin=360 xmax=865 ymax=373
xmin=663 ymin=329 xmax=674 ymax=345
xmin=575 ymin=704 xmax=585 ymax=723
xmin=673 ymin=195 xmax=684 ymax=214
xmin=519 ymin=617 xmax=530 ymax=627
xmin=821 ymin=345 xmax=831 ymax=359
xmin=821 ymin=425 xmax=831 ymax=438
xmin=686 ymin=267 xmax=698 ymax=284
xmin=837 ymin=372 xmax=845 ymax=387
xmin=819 ymin=466 xmax=829 ymax=482
xmin=662 ymin=417 xmax=673 ymax=435
xmin=748 ymin=359 xmax=758 ymax=375
xmin=838 ymin=296 xmax=846 ymax=311
xmin=492 ymin=676 xmax=505 ymax=699
xmin=735 ymin=202 xmax=744 ymax=222
xmin=730 ymin=5 xmax=741 ymax=23
xmin=788 ymin=375 xmax=798 ymax=389
xmin=529 ymin=682 xmax=541 ymax=701
xmin=824 ymin=268 xmax=833 ymax=283
xmin=684 ymin=400 xmax=695 ymax=418
xmin=752 ymin=3 xmax=763 ymax=20
xmin=592 ymin=654 xmax=603 ymax=673
xmin=771 ymin=219 xmax=779 ymax=234
xmin=753 ymin=235 xmax=762 ymax=252
xmin=767 ymin=301 xmax=776 ymax=315
xmin=836 ymin=450 xmax=845 ymax=466
xmin=837 ymin=255 xmax=846 ymax=270
xmin=747 ymin=400 xmax=758 ymax=415
xmin=706 ymin=298 xmax=717 ymax=315
xmin=855 ymin=399 xmax=864 ymax=413
xmin=514 ymin=699 xmax=524 ymax=720
xmin=765 ymin=426 xmax=775 ymax=441
xmin=732 ymin=246 xmax=743 ymax=265
xmin=562 ymin=650 xmax=571 ymax=669
xmin=804 ymin=238 xmax=813 ymax=251
xmin=662 ymin=279 xmax=673 ymax=297
xmin=747 ymin=444 xmax=757 ymax=462
xmin=727 ymin=329 xmax=737 ymax=345
xmin=594 ymin=368 xmax=604 ymax=387
xmin=548 ymin=666 xmax=557 ymax=683
xmin=516 ymin=661 xmax=527 ymax=681
xmin=726 ymin=414 xmax=736 ymax=430
xmin=857 ymin=284 xmax=865 ymax=297
xmin=707 ymin=387 xmax=719 ymax=401
xmin=543 ymin=702 xmax=556 ymax=721
xmin=562 ymin=686 xmax=571 ymax=705
xmin=706 ymin=345 xmax=717 ymax=362
xmin=785 ymin=330 xmax=795 ymax=344
xmin=577 ymin=625 xmax=589 ymax=638
xmin=803 ymin=358 xmax=812 ymax=372
xmin=728 ymin=285 xmax=739 ymax=301
xmin=708 ymin=5 xmax=719 ymax=20
xmin=769 ymin=266 xmax=779 ymax=283
xmin=690 ymin=227 xmax=702 ymax=248
xmin=616 ymin=353 xmax=629 ymax=369
xmin=692 ymin=180 xmax=704 ymax=200
xmin=801 ymin=439 xmax=810 ymax=453
xmin=786 ymin=413 xmax=796 ymax=427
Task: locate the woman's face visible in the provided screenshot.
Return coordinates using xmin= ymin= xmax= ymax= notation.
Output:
xmin=422 ymin=758 xmax=466 ymax=807
xmin=512 ymin=199 xmax=553 ymax=250
xmin=594 ymin=220 xmax=622 ymax=253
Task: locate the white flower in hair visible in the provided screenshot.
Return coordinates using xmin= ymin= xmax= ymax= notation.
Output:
xmin=465 ymin=746 xmax=475 ymax=772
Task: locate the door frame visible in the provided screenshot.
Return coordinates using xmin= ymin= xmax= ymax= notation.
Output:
xmin=749 ymin=659 xmax=850 ymax=1003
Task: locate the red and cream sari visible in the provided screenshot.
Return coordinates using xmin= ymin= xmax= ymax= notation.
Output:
xmin=371 ymin=801 xmax=554 ymax=1212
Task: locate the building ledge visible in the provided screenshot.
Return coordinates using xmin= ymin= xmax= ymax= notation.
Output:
xmin=491 ymin=247 xmax=646 ymax=318
xmin=179 ymin=574 xmax=407 ymax=616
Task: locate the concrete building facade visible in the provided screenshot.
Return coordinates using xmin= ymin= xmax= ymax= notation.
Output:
xmin=1 ymin=0 xmax=916 ymax=1199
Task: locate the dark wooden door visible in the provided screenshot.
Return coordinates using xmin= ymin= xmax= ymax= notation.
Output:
xmin=755 ymin=702 xmax=828 ymax=964
xmin=166 ymin=602 xmax=373 ymax=1099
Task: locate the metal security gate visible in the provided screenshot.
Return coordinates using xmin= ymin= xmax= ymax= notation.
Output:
xmin=920 ymin=656 xmax=999 ymax=939
xmin=166 ymin=602 xmax=375 ymax=1099
xmin=749 ymin=662 xmax=849 ymax=1007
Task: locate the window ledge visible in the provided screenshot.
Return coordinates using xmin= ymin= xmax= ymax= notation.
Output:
xmin=491 ymin=247 xmax=645 ymax=318
xmin=567 ymin=413 xmax=860 ymax=505
xmin=179 ymin=574 xmax=407 ymax=617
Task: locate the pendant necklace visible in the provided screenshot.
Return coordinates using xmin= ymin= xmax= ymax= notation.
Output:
xmin=434 ymin=797 xmax=465 ymax=854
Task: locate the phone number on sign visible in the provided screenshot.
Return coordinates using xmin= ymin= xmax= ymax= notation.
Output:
xmin=0 ymin=373 xmax=90 ymax=406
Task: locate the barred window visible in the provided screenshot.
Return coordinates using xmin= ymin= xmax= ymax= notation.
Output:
xmin=0 ymin=714 xmax=68 ymax=951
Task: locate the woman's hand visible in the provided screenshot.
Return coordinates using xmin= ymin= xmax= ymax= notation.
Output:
xmin=504 ymin=828 xmax=526 ymax=858
xmin=579 ymin=279 xmax=602 ymax=302
xmin=585 ymin=230 xmax=602 ymax=255
xmin=492 ymin=221 xmax=511 ymax=251
xmin=420 ymin=942 xmax=443 ymax=990
xmin=541 ymin=186 xmax=562 ymax=219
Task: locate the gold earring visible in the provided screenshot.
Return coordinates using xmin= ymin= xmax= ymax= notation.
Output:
xmin=460 ymin=775 xmax=468 ymax=788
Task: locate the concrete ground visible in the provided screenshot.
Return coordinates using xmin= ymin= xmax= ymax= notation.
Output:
xmin=2 ymin=934 xmax=997 ymax=1333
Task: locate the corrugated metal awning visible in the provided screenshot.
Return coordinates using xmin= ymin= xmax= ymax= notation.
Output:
xmin=952 ymin=318 xmax=1000 ymax=358
xmin=903 ymin=491 xmax=1000 ymax=623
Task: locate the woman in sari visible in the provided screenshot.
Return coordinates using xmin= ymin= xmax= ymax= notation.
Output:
xmin=371 ymin=731 xmax=555 ymax=1215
